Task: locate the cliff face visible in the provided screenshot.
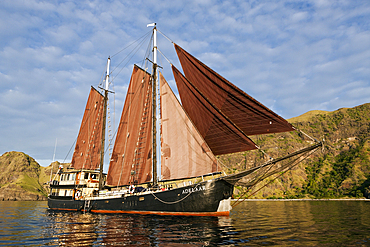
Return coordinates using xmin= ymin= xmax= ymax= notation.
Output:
xmin=0 ymin=151 xmax=59 ymax=201
xmin=219 ymin=103 xmax=370 ymax=199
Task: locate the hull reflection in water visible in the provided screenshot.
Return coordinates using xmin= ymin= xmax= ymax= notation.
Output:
xmin=2 ymin=201 xmax=370 ymax=246
xmin=46 ymin=200 xmax=370 ymax=246
xmin=48 ymin=210 xmax=232 ymax=246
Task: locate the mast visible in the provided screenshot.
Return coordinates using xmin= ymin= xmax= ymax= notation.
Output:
xmin=149 ymin=23 xmax=158 ymax=187
xmin=99 ymin=57 xmax=110 ymax=191
xmin=49 ymin=138 xmax=57 ymax=183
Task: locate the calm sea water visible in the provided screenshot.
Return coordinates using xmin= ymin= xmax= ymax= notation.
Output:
xmin=1 ymin=200 xmax=370 ymax=246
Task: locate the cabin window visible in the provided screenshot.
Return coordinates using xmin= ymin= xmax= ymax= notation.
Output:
xmin=51 ymin=188 xmax=59 ymax=196
xmin=91 ymin=174 xmax=97 ymax=179
xmin=84 ymin=173 xmax=89 ymax=179
xmin=67 ymin=174 xmax=70 ymax=180
xmin=72 ymin=173 xmax=76 ymax=181
xmin=61 ymin=174 xmax=65 ymax=181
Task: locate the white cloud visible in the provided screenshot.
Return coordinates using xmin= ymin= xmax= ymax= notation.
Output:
xmin=0 ymin=0 xmax=369 ymax=165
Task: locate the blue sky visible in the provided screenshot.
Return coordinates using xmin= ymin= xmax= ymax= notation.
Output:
xmin=0 ymin=0 xmax=369 ymax=167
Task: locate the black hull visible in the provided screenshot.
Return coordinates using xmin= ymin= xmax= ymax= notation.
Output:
xmin=48 ymin=178 xmax=233 ymax=216
xmin=48 ymin=197 xmax=85 ymax=211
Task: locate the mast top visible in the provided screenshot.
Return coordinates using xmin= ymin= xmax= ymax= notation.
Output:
xmin=104 ymin=57 xmax=110 ymax=91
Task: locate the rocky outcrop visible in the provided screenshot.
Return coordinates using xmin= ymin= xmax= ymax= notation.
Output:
xmin=1 ymin=103 xmax=369 ymax=200
xmin=0 ymin=151 xmax=49 ymax=201
xmin=0 ymin=184 xmax=47 ymax=201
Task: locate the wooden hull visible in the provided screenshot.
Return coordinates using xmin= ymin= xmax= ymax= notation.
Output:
xmin=48 ymin=178 xmax=233 ymax=216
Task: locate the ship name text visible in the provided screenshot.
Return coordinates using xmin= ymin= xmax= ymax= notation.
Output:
xmin=182 ymin=186 xmax=206 ymax=194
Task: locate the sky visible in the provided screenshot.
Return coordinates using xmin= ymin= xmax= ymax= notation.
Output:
xmin=0 ymin=0 xmax=369 ymax=167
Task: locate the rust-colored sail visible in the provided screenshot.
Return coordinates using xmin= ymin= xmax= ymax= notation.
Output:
xmin=172 ymin=65 xmax=257 ymax=155
xmin=107 ymin=65 xmax=153 ymax=186
xmin=71 ymin=87 xmax=105 ymax=170
xmin=160 ymin=72 xmax=218 ymax=180
xmin=174 ymin=44 xmax=295 ymax=138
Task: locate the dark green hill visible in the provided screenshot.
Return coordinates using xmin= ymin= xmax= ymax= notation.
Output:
xmin=219 ymin=103 xmax=370 ymax=199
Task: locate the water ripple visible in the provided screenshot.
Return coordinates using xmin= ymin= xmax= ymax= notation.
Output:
xmin=1 ymin=200 xmax=370 ymax=246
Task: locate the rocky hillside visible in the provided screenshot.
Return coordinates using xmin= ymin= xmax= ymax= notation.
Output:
xmin=1 ymin=103 xmax=369 ymax=200
xmin=0 ymin=151 xmax=59 ymax=201
xmin=219 ymin=103 xmax=370 ymax=199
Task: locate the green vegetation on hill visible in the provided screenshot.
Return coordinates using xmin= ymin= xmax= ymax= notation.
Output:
xmin=1 ymin=103 xmax=369 ymax=200
xmin=288 ymin=109 xmax=331 ymax=123
xmin=219 ymin=103 xmax=370 ymax=199
xmin=303 ymin=138 xmax=370 ymax=198
xmin=0 ymin=151 xmax=59 ymax=201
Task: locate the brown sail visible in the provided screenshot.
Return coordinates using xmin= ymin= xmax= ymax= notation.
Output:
xmin=71 ymin=87 xmax=105 ymax=170
xmin=159 ymin=72 xmax=218 ymax=180
xmin=174 ymin=44 xmax=295 ymax=137
xmin=106 ymin=65 xmax=153 ymax=186
xmin=172 ymin=65 xmax=257 ymax=155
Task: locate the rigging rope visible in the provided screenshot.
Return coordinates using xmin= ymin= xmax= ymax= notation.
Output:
xmin=56 ymin=30 xmax=155 ymax=179
xmin=110 ymin=33 xmax=151 ymax=84
xmin=231 ymin=147 xmax=320 ymax=208
xmin=297 ymin=128 xmax=318 ymax=143
xmin=157 ymin=29 xmax=174 ymax=44
xmin=149 ymin=184 xmax=200 ymax=204
xmin=157 ymin=48 xmax=172 ymax=65
xmin=231 ymin=156 xmax=278 ymax=207
xmin=111 ymin=30 xmax=152 ymax=58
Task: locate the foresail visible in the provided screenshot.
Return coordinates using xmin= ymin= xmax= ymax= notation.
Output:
xmin=172 ymin=65 xmax=257 ymax=155
xmin=107 ymin=65 xmax=153 ymax=186
xmin=159 ymin=72 xmax=218 ymax=180
xmin=71 ymin=87 xmax=104 ymax=170
xmin=174 ymin=44 xmax=295 ymax=137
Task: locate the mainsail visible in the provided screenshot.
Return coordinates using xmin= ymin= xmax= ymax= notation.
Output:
xmin=174 ymin=44 xmax=295 ymax=139
xmin=48 ymin=25 xmax=323 ymax=217
xmin=71 ymin=87 xmax=105 ymax=170
xmin=107 ymin=65 xmax=153 ymax=186
xmin=172 ymin=65 xmax=258 ymax=155
xmin=159 ymin=72 xmax=218 ymax=180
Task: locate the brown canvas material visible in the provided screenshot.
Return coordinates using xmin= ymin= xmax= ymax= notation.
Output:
xmin=172 ymin=65 xmax=258 ymax=155
xmin=159 ymin=72 xmax=218 ymax=180
xmin=106 ymin=65 xmax=153 ymax=186
xmin=174 ymin=44 xmax=295 ymax=137
xmin=71 ymin=87 xmax=104 ymax=170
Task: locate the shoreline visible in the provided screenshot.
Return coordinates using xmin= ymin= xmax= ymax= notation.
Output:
xmin=232 ymin=198 xmax=370 ymax=201
xmin=1 ymin=198 xmax=369 ymax=202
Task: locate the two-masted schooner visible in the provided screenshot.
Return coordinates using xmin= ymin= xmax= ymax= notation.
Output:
xmin=48 ymin=24 xmax=321 ymax=216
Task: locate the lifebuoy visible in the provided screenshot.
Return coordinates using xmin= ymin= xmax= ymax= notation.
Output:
xmin=74 ymin=190 xmax=81 ymax=200
xmin=129 ymin=185 xmax=135 ymax=194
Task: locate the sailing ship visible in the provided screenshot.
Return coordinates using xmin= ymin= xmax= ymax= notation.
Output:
xmin=48 ymin=24 xmax=321 ymax=216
